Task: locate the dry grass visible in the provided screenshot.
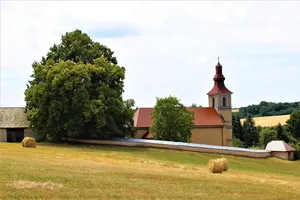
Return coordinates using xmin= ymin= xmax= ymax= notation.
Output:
xmin=232 ymin=109 xmax=240 ymax=113
xmin=0 ymin=142 xmax=300 ymax=200
xmin=9 ymin=180 xmax=63 ymax=189
xmin=240 ymin=115 xmax=290 ymax=127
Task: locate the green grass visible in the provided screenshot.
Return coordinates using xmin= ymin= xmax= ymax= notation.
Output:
xmin=1 ymin=142 xmax=300 ymax=200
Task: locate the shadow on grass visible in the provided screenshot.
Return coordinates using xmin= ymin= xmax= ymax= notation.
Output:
xmin=38 ymin=141 xmax=152 ymax=153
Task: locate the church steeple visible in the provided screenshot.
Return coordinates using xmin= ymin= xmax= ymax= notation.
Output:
xmin=207 ymin=59 xmax=232 ymax=96
xmin=207 ymin=58 xmax=233 ymax=147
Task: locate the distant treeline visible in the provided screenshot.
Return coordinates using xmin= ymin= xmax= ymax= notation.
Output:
xmin=235 ymin=101 xmax=300 ymax=118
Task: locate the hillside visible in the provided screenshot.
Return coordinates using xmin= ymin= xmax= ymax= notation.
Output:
xmin=235 ymin=101 xmax=300 ymax=118
xmin=240 ymin=114 xmax=290 ymax=127
xmin=1 ymin=142 xmax=300 ymax=200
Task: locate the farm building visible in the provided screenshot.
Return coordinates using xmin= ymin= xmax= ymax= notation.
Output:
xmin=0 ymin=107 xmax=41 ymax=142
xmin=134 ymin=60 xmax=233 ymax=146
xmin=265 ymin=140 xmax=295 ymax=160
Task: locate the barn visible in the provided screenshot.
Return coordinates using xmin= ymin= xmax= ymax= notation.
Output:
xmin=0 ymin=107 xmax=41 ymax=142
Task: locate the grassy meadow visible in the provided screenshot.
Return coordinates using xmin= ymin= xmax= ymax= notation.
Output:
xmin=240 ymin=114 xmax=290 ymax=127
xmin=1 ymin=142 xmax=300 ymax=200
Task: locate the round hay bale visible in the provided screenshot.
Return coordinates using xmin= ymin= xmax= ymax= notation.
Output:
xmin=208 ymin=159 xmax=223 ymax=173
xmin=207 ymin=159 xmax=214 ymax=171
xmin=215 ymin=158 xmax=225 ymax=170
xmin=22 ymin=137 xmax=36 ymax=148
xmin=21 ymin=137 xmax=30 ymax=147
xmin=219 ymin=158 xmax=228 ymax=171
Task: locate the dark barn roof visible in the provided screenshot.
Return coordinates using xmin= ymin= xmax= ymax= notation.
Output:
xmin=0 ymin=107 xmax=29 ymax=128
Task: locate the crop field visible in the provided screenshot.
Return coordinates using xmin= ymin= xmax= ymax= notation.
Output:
xmin=1 ymin=142 xmax=300 ymax=200
xmin=240 ymin=114 xmax=290 ymax=127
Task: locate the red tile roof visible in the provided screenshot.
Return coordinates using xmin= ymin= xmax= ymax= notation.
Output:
xmin=207 ymin=82 xmax=232 ymax=95
xmin=134 ymin=107 xmax=224 ymax=128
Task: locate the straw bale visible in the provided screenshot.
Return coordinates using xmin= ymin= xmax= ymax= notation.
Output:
xmin=208 ymin=159 xmax=223 ymax=173
xmin=22 ymin=137 xmax=36 ymax=148
xmin=219 ymin=158 xmax=228 ymax=171
xmin=216 ymin=158 xmax=225 ymax=170
xmin=208 ymin=159 xmax=214 ymax=171
xmin=22 ymin=137 xmax=28 ymax=147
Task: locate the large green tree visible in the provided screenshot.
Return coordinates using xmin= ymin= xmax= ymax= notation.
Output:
xmin=150 ymin=96 xmax=194 ymax=142
xmin=41 ymin=29 xmax=117 ymax=65
xmin=286 ymin=110 xmax=300 ymax=140
xmin=25 ymin=30 xmax=135 ymax=140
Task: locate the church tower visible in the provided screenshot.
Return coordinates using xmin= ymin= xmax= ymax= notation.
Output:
xmin=207 ymin=58 xmax=233 ymax=146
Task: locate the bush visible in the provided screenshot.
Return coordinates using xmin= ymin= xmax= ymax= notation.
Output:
xmin=249 ymin=146 xmax=262 ymax=150
xmin=259 ymin=128 xmax=277 ymax=148
xmin=232 ymin=137 xmax=244 ymax=148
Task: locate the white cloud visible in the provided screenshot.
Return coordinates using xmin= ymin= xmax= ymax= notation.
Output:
xmin=1 ymin=1 xmax=299 ymax=108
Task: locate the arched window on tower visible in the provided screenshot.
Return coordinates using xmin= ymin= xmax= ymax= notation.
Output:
xmin=212 ymin=97 xmax=215 ymax=107
xmin=222 ymin=97 xmax=226 ymax=107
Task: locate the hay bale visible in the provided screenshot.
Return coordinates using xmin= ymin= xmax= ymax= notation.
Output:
xmin=207 ymin=159 xmax=223 ymax=173
xmin=21 ymin=137 xmax=36 ymax=148
xmin=207 ymin=159 xmax=214 ymax=171
xmin=219 ymin=158 xmax=228 ymax=171
xmin=216 ymin=158 xmax=225 ymax=170
xmin=21 ymin=137 xmax=29 ymax=147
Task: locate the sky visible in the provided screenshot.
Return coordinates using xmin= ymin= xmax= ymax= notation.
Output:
xmin=1 ymin=1 xmax=299 ymax=108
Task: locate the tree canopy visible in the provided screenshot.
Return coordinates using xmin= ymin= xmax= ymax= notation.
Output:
xmin=191 ymin=103 xmax=202 ymax=108
xmin=242 ymin=115 xmax=259 ymax=147
xmin=235 ymin=101 xmax=300 ymax=118
xmin=41 ymin=29 xmax=117 ymax=65
xmin=25 ymin=30 xmax=135 ymax=140
xmin=232 ymin=114 xmax=244 ymax=141
xmin=150 ymin=96 xmax=194 ymax=142
xmin=286 ymin=110 xmax=300 ymax=140
xmin=259 ymin=128 xmax=277 ymax=148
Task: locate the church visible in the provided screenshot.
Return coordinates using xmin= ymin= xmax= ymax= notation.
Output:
xmin=133 ymin=60 xmax=233 ymax=146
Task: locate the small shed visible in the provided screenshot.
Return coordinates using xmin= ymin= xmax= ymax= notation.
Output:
xmin=0 ymin=107 xmax=41 ymax=142
xmin=265 ymin=140 xmax=295 ymax=160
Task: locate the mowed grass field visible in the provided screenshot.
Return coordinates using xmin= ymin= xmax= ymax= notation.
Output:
xmin=240 ymin=115 xmax=290 ymax=127
xmin=1 ymin=142 xmax=300 ymax=200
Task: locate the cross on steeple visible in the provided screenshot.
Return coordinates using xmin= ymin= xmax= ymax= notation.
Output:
xmin=218 ymin=57 xmax=220 ymax=63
